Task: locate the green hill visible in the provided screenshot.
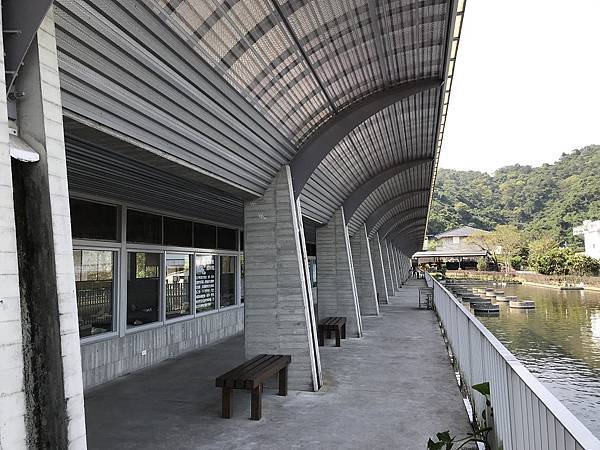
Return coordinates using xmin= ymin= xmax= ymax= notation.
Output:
xmin=428 ymin=145 xmax=600 ymax=246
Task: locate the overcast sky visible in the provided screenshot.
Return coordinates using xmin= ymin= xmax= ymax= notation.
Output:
xmin=439 ymin=1 xmax=600 ymax=173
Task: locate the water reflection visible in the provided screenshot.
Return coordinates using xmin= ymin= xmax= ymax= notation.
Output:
xmin=474 ymin=284 xmax=600 ymax=438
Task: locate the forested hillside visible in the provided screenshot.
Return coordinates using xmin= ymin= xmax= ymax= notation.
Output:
xmin=428 ymin=145 xmax=600 ymax=246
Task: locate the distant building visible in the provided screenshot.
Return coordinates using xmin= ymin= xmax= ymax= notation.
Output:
xmin=413 ymin=226 xmax=489 ymax=270
xmin=574 ymin=220 xmax=600 ymax=259
xmin=434 ymin=226 xmax=488 ymax=253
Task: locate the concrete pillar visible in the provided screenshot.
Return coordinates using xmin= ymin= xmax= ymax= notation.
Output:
xmin=381 ymin=240 xmax=395 ymax=297
xmin=369 ymin=234 xmax=389 ymax=305
xmin=400 ymin=252 xmax=409 ymax=282
xmin=316 ymin=208 xmax=362 ymax=337
xmin=244 ymin=166 xmax=321 ymax=391
xmin=396 ymin=249 xmax=404 ymax=285
xmin=398 ymin=250 xmax=406 ymax=283
xmin=6 ymin=10 xmax=87 ymax=448
xmin=350 ymin=224 xmax=379 ymax=316
xmin=0 ymin=13 xmax=28 ymax=448
xmin=391 ymin=247 xmax=401 ymax=291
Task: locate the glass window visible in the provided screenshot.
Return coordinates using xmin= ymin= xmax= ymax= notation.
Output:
xmin=240 ymin=254 xmax=245 ymax=304
xmin=127 ymin=252 xmax=161 ymax=327
xmin=165 ymin=254 xmax=191 ymax=320
xmin=308 ymin=256 xmax=317 ymax=288
xmin=240 ymin=231 xmax=244 ymax=251
xmin=70 ymin=199 xmax=119 ymax=241
xmin=127 ymin=210 xmax=162 ymax=244
xmin=164 ymin=217 xmax=193 ymax=247
xmin=217 ymin=227 xmax=238 ymax=250
xmin=195 ymin=255 xmax=216 ymax=313
xmin=194 ymin=223 xmax=216 ymax=249
xmin=219 ymin=255 xmax=237 ymax=308
xmin=73 ymin=249 xmax=115 ymax=338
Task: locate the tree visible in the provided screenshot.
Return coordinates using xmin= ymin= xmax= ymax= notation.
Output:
xmin=528 ymin=232 xmax=559 ymax=270
xmin=466 ymin=230 xmax=498 ymax=269
xmin=494 ymin=225 xmax=525 ymax=273
xmin=532 ymin=248 xmax=571 ymax=275
xmin=566 ymin=253 xmax=600 ymax=276
xmin=427 ymin=145 xmax=600 ymax=246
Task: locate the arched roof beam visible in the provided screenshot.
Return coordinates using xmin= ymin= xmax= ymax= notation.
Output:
xmin=366 ymin=190 xmax=430 ymax=236
xmin=378 ymin=206 xmax=430 ymax=240
xmin=342 ymin=158 xmax=434 ymax=221
xmin=367 ymin=206 xmax=428 ymax=240
xmin=388 ymin=221 xmax=427 ymax=246
xmin=290 ymin=78 xmax=443 ymax=197
xmin=389 ymin=230 xmax=426 ymax=255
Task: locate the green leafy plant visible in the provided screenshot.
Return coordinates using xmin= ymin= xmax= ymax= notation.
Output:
xmin=427 ymin=382 xmax=494 ymax=450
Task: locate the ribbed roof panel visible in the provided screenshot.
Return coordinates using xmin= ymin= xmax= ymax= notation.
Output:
xmin=301 ymin=88 xmax=439 ymax=222
xmin=346 ymin=162 xmax=432 ymax=235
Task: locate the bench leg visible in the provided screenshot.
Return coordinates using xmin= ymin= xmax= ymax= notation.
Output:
xmin=335 ymin=328 xmax=341 ymax=347
xmin=222 ymin=387 xmax=233 ymax=419
xmin=278 ymin=366 xmax=288 ymax=396
xmin=341 ymin=323 xmax=346 ymax=339
xmin=251 ymin=384 xmax=262 ymax=420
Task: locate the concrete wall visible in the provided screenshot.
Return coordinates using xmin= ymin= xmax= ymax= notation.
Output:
xmin=436 ymin=237 xmax=482 ymax=253
xmin=81 ymin=306 xmax=244 ymax=390
xmin=244 ymin=166 xmax=320 ymax=391
xmin=350 ymin=225 xmax=379 ymax=316
xmin=316 ymin=208 xmax=362 ymax=337
xmin=0 ymin=11 xmax=28 ymax=448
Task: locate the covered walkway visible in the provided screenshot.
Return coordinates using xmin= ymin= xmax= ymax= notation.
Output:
xmin=85 ymin=281 xmax=470 ymax=449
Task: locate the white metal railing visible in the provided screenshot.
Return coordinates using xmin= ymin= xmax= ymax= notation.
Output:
xmin=424 ymin=273 xmax=600 ymax=450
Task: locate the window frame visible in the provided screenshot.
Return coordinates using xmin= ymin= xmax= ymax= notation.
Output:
xmin=164 ymin=251 xmax=194 ymax=322
xmin=72 ymin=242 xmax=121 ymax=344
xmin=218 ymin=254 xmax=239 ymax=310
xmin=125 ymin=250 xmax=164 ymax=332
xmin=70 ymin=197 xmax=244 ymax=341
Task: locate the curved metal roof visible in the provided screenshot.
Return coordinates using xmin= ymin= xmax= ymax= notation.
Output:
xmin=54 ymin=0 xmax=466 ymax=255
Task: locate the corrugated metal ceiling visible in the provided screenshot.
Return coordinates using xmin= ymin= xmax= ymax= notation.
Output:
xmin=53 ymin=0 xmax=464 ymax=252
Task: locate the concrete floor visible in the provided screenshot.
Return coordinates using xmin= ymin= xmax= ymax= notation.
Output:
xmin=84 ymin=280 xmax=472 ymax=449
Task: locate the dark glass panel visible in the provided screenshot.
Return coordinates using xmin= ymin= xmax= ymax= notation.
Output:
xmin=70 ymin=199 xmax=118 ymax=241
xmin=219 ymin=256 xmax=236 ymax=307
xmin=194 ymin=222 xmax=216 ymax=249
xmin=127 ymin=210 xmax=162 ymax=244
xmin=163 ymin=217 xmax=193 ymax=247
xmin=127 ymin=252 xmax=161 ymax=326
xmin=217 ymin=227 xmax=238 ymax=250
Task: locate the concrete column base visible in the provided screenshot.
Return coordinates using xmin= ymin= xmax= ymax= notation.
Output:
xmin=244 ymin=166 xmax=321 ymax=391
xmin=316 ymin=208 xmax=362 ymax=337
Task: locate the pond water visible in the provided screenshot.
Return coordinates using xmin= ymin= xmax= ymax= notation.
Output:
xmin=471 ymin=283 xmax=600 ymax=439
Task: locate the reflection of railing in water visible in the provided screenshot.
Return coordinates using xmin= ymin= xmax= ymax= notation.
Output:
xmin=425 ymin=273 xmax=600 ymax=449
xmin=166 ymin=282 xmax=189 ymax=314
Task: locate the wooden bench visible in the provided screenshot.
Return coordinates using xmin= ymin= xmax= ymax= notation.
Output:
xmin=215 ymin=354 xmax=291 ymax=420
xmin=317 ymin=316 xmax=347 ymax=347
